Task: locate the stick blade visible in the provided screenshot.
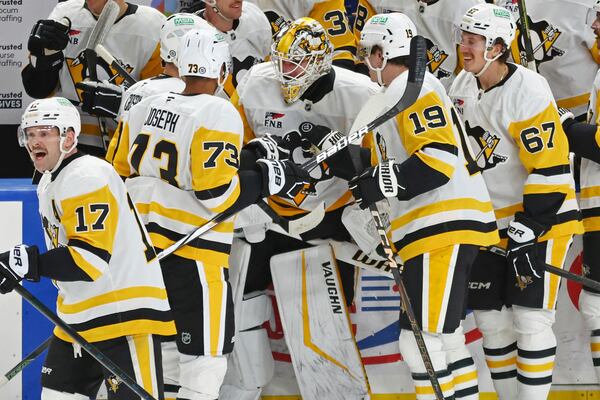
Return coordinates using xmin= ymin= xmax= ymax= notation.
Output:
xmin=287 ymin=202 xmax=326 ymax=235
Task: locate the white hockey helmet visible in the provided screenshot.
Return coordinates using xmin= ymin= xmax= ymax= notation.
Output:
xmin=18 ymin=97 xmax=81 ymax=173
xmin=177 ymin=28 xmax=232 ymax=84
xmin=586 ymin=1 xmax=600 ymax=27
xmin=358 ymin=13 xmax=417 ymax=85
xmin=270 ymin=17 xmax=334 ymax=104
xmin=160 ymin=13 xmax=212 ymax=65
xmin=359 ymin=13 xmax=417 ymax=60
xmin=457 ymin=4 xmax=516 ymax=50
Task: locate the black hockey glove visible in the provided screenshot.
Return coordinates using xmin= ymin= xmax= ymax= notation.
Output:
xmin=300 ymin=123 xmax=344 ymax=155
xmin=0 ymin=245 xmax=40 ymax=294
xmin=28 ymin=19 xmax=70 ymax=57
xmin=300 ymin=123 xmax=359 ymax=180
xmin=349 ymin=160 xmax=406 ymax=209
xmin=76 ymin=81 xmax=123 ymax=119
xmin=245 ymin=133 xmax=290 ymax=160
xmin=506 ymin=212 xmax=547 ymax=289
xmin=256 ymin=159 xmax=310 ymax=199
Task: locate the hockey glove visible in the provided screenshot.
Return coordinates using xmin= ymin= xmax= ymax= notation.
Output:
xmin=76 ymin=81 xmax=123 ymax=119
xmin=28 ymin=19 xmax=70 ymax=57
xmin=245 ymin=133 xmax=290 ymax=160
xmin=506 ymin=212 xmax=547 ymax=289
xmin=349 ymin=160 xmax=406 ymax=209
xmin=0 ymin=245 xmax=40 ymax=294
xmin=256 ymin=159 xmax=310 ymax=199
xmin=300 ymin=123 xmax=358 ymax=180
xmin=557 ymin=107 xmax=575 ymax=125
xmin=300 ymin=123 xmax=344 ymax=155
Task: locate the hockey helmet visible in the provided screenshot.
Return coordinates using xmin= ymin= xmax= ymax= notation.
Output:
xmin=457 ymin=4 xmax=515 ymax=50
xmin=18 ymin=97 xmax=81 ymax=173
xmin=358 ymin=13 xmax=417 ymax=61
xmin=270 ymin=17 xmax=334 ymax=104
xmin=177 ymin=28 xmax=232 ymax=83
xmin=586 ymin=1 xmax=600 ymax=27
xmin=160 ymin=13 xmax=212 ymax=65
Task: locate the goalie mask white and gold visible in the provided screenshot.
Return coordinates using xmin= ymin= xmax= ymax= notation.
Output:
xmin=270 ymin=17 xmax=333 ymax=104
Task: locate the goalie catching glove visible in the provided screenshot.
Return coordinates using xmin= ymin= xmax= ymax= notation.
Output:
xmin=76 ymin=80 xmax=123 ymax=119
xmin=0 ymin=245 xmax=40 ymax=294
xmin=256 ymin=159 xmax=310 ymax=199
xmin=349 ymin=160 xmax=407 ymax=209
xmin=506 ymin=212 xmax=547 ymax=289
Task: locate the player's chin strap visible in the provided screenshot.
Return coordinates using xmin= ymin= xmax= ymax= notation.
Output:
xmin=204 ymin=0 xmax=233 ymax=22
xmin=474 ymin=48 xmax=503 ymax=78
xmin=363 ymin=57 xmax=387 ymax=86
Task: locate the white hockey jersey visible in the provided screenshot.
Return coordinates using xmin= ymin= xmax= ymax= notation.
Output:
xmin=232 ymin=63 xmax=381 ymax=217
xmin=37 ymin=153 xmax=175 ymax=343
xmin=494 ymin=0 xmax=600 ymax=116
xmin=245 ymin=0 xmax=357 ymax=65
xmin=449 ymin=64 xmax=582 ymax=245
xmin=106 ymin=75 xmax=185 ymax=178
xmin=366 ymin=71 xmax=499 ymax=261
xmin=197 ymin=2 xmax=271 ymax=98
xmin=48 ymin=0 xmax=165 ymax=149
xmin=580 ymin=70 xmax=600 ymax=233
xmin=122 ymin=92 xmax=244 ymax=263
xmin=353 ymin=0 xmax=484 ymax=90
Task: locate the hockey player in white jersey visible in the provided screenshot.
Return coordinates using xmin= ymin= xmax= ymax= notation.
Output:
xmin=449 ymin=4 xmax=583 ymax=399
xmin=122 ymin=28 xmax=309 ymax=400
xmin=351 ymin=13 xmax=499 ymax=399
xmin=493 ymin=0 xmax=600 ymax=118
xmin=559 ymin=0 xmax=600 ymax=385
xmin=245 ymin=0 xmax=358 ymax=69
xmin=352 ymin=0 xmax=484 ymax=89
xmin=223 ymin=16 xmax=383 ymax=400
xmin=106 ymin=12 xmax=211 ymax=179
xmin=195 ymin=0 xmax=271 ymax=98
xmin=0 ymin=97 xmax=176 ymax=399
xmin=21 ymin=0 xmax=165 ymax=156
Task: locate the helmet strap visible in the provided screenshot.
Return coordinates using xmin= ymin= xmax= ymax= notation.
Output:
xmin=364 ymin=57 xmax=388 ymax=86
xmin=205 ymin=0 xmax=233 ymax=22
xmin=474 ymin=48 xmax=502 ymax=77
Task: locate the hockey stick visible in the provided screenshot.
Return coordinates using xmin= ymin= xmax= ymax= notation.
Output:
xmin=346 ymin=36 xmax=444 ymax=400
xmin=84 ymin=0 xmax=120 ymax=150
xmin=95 ymin=43 xmax=137 ymax=87
xmin=516 ymin=0 xmax=537 ymax=71
xmin=0 ymin=336 xmax=52 ymax=387
xmin=12 ymin=284 xmax=157 ymax=400
xmin=488 ymin=246 xmax=600 ymax=292
xmin=156 ymin=36 xmax=430 ymax=262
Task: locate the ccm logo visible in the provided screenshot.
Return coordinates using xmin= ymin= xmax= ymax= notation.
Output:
xmin=469 ymin=282 xmax=491 ymax=290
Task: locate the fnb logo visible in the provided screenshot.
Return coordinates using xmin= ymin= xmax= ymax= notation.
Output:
xmin=264 ymin=112 xmax=285 ymax=129
xmin=68 ymin=29 xmax=81 ymax=45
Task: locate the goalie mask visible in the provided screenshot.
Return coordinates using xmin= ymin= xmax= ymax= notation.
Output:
xmin=456 ymin=3 xmax=516 ymax=77
xmin=271 ymin=17 xmax=333 ymax=104
xmin=358 ymin=13 xmax=417 ymax=86
xmin=160 ymin=13 xmax=212 ymax=65
xmin=18 ymin=97 xmax=81 ymax=174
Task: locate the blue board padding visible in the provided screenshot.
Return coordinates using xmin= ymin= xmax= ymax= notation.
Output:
xmin=0 ymin=179 xmax=56 ymax=399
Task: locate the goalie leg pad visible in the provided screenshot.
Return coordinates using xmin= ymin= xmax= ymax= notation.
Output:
xmin=221 ymin=238 xmax=275 ymax=398
xmin=178 ymin=354 xmax=227 ymax=400
xmin=41 ymin=388 xmax=89 ymax=400
xmin=161 ymin=340 xmax=181 ymax=398
xmin=271 ymin=245 xmax=368 ymax=400
xmin=398 ymin=329 xmax=455 ymax=399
